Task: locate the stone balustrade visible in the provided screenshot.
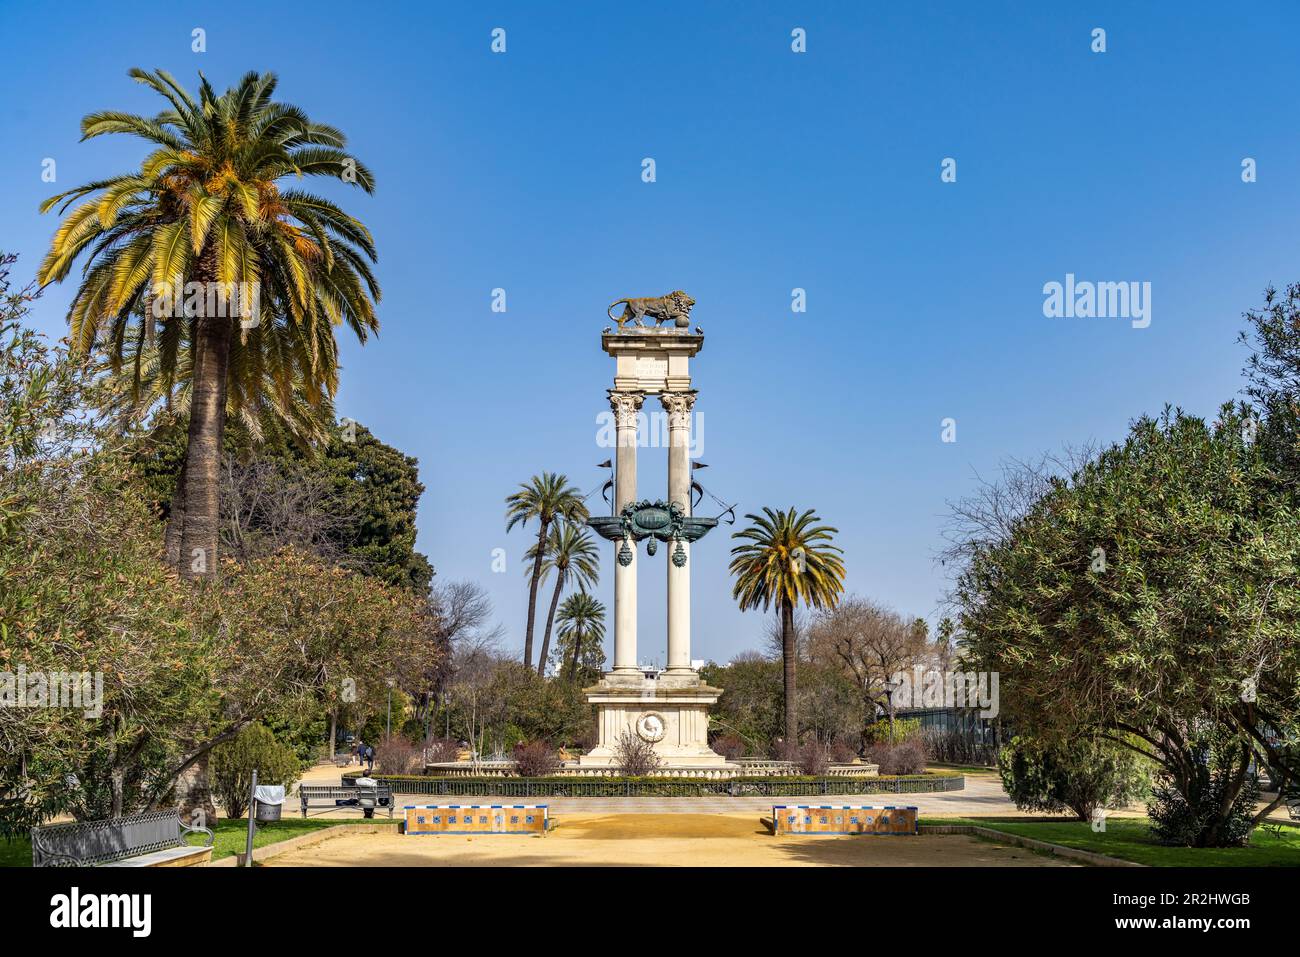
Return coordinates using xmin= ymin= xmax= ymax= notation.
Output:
xmin=422 ymin=760 xmax=881 ymax=780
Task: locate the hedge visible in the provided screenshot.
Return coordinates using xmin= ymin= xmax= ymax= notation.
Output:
xmin=340 ymin=771 xmax=965 ymax=798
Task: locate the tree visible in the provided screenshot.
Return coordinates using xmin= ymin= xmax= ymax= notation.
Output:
xmin=952 ymin=407 xmax=1300 ymax=843
xmin=529 ymin=521 xmax=599 ymax=676
xmin=417 ymin=580 xmax=498 ymax=734
xmin=504 ymin=472 xmax=588 ymax=669
xmin=1240 ymin=282 xmax=1300 ymax=477
xmin=165 ymin=547 xmax=434 ymax=818
xmin=1 ymin=258 xmax=213 ymax=831
xmin=553 ymin=591 xmax=607 ymax=682
xmin=38 ymin=68 xmax=380 ymax=579
xmin=807 ymin=597 xmax=929 ymax=742
xmin=730 ymin=507 xmax=845 ymax=745
xmin=700 ymin=655 xmax=783 ymax=755
xmin=321 ymin=422 xmax=434 ymax=593
xmin=133 ymin=418 xmax=433 ymax=592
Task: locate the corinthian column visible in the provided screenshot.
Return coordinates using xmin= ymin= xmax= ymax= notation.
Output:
xmin=662 ymin=390 xmax=697 ymax=673
xmin=609 ymin=389 xmax=643 ymax=674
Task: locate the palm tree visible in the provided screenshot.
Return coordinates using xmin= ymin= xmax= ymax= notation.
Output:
xmin=38 ymin=68 xmax=378 ymax=579
xmin=96 ymin=318 xmax=338 ymax=565
xmin=555 ymin=591 xmax=607 ymax=681
xmin=528 ymin=521 xmax=599 ymax=676
xmin=730 ymin=507 xmax=845 ymax=747
xmin=504 ymin=472 xmax=588 ymax=668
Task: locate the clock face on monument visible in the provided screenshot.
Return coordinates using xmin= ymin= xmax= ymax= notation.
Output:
xmin=636 ymin=712 xmax=666 ymax=743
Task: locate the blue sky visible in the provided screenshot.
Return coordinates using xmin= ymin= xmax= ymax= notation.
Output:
xmin=3 ymin=2 xmax=1297 ymax=666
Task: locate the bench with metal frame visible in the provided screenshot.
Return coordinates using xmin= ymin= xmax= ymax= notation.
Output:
xmin=298 ymin=784 xmax=393 ymax=819
xmin=31 ymin=809 xmax=214 ymax=867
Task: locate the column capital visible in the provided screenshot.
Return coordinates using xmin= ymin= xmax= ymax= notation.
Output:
xmin=660 ymin=389 xmax=697 ymax=430
xmin=607 ymin=388 xmax=645 ymax=429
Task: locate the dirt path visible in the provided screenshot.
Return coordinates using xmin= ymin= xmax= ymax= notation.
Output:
xmin=263 ymin=812 xmax=1075 ymax=867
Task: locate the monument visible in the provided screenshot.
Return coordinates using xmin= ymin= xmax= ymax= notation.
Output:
xmin=579 ymin=292 xmax=731 ymax=768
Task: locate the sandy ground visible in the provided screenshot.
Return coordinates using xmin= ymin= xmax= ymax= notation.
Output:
xmin=263 ymin=812 xmax=1075 ymax=867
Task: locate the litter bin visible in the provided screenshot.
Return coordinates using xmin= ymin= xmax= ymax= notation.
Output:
xmin=254 ymin=784 xmax=285 ymax=822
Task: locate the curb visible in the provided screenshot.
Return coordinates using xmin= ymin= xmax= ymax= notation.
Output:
xmin=919 ymin=824 xmax=1144 ymax=867
xmin=208 ymin=822 xmax=399 ymax=867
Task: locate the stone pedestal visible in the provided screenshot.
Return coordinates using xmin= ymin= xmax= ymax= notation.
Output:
xmin=578 ymin=672 xmax=728 ymax=767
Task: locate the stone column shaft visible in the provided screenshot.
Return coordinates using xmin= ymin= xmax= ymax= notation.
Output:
xmin=663 ymin=391 xmax=696 ymax=673
xmin=610 ymin=390 xmax=643 ymax=674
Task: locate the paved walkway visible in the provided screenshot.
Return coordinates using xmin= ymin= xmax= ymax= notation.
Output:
xmin=290 ymin=763 xmax=1294 ymax=824
xmin=291 ymin=766 xmax=1102 ymax=819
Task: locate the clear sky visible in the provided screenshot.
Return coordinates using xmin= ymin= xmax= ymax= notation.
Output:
xmin=3 ymin=2 xmax=1297 ymax=666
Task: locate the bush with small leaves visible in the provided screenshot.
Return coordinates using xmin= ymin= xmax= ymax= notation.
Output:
xmin=210 ymin=724 xmax=303 ymax=819
xmin=998 ymin=735 xmax=1149 ymax=822
xmin=374 ymin=735 xmax=422 ymax=776
xmin=868 ymin=738 xmax=927 ymax=775
xmin=614 ymin=731 xmax=661 ymax=777
xmin=423 ymin=736 xmax=460 ymax=763
xmin=829 ymin=736 xmax=859 ymax=764
xmin=512 ymin=740 xmax=561 ymax=777
xmin=797 ymin=740 xmax=830 ymax=776
xmin=711 ymin=734 xmax=745 ymax=760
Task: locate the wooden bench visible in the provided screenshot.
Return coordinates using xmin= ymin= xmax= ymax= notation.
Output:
xmin=1286 ymin=791 xmax=1300 ymax=822
xmin=31 ymin=809 xmax=214 ymax=867
xmin=765 ymin=804 xmax=919 ymax=835
xmin=299 ymin=784 xmax=393 ymax=819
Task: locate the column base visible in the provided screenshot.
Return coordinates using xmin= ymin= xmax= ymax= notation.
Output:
xmin=579 ymin=673 xmax=730 ymax=768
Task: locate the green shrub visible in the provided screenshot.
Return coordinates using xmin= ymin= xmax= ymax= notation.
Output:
xmin=998 ymin=735 xmax=1149 ymax=821
xmin=1147 ymin=730 xmax=1260 ymax=847
xmin=862 ymin=718 xmax=922 ymax=745
xmin=210 ymin=724 xmax=303 ymax=819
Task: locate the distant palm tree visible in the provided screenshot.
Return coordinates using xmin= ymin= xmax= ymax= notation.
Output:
xmin=505 ymin=472 xmax=588 ymax=668
xmin=528 ymin=522 xmax=599 ymax=676
xmin=37 ymin=68 xmax=378 ymax=578
xmin=730 ymin=507 xmax=845 ymax=746
xmin=555 ymin=591 xmax=607 ymax=681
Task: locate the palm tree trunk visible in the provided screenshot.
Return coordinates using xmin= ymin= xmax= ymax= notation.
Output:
xmin=566 ymin=625 xmax=584 ymax=682
xmin=523 ymin=521 xmax=548 ymax=668
xmin=537 ymin=569 xmax=566 ymax=677
xmin=781 ymin=598 xmax=797 ymax=746
xmin=178 ymin=273 xmax=232 ymax=580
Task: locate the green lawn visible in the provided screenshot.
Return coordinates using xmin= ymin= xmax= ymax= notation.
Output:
xmin=929 ymin=816 xmax=1300 ymax=867
xmin=1 ymin=816 xmax=399 ymax=867
xmin=927 ymin=762 xmax=998 ymax=775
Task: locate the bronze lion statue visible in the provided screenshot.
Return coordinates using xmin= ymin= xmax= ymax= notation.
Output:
xmin=607 ymin=291 xmax=696 ymax=330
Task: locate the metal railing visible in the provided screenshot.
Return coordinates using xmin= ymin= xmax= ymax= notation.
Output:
xmin=345 ymin=773 xmax=964 ymax=799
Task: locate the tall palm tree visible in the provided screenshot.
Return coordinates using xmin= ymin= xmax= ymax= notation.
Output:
xmin=730 ymin=507 xmax=845 ymax=747
xmin=528 ymin=521 xmax=599 ymax=676
xmin=556 ymin=591 xmax=607 ymax=681
xmin=504 ymin=472 xmax=588 ymax=668
xmin=37 ymin=68 xmax=378 ymax=579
